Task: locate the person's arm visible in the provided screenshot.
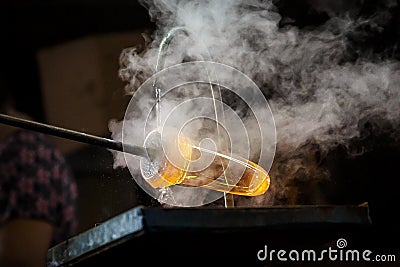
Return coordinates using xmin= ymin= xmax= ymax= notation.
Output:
xmin=0 ymin=219 xmax=53 ymax=267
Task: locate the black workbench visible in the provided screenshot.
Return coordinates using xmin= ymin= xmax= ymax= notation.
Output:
xmin=46 ymin=205 xmax=378 ymax=266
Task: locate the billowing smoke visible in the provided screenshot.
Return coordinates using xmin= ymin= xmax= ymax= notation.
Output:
xmin=109 ymin=0 xmax=400 ymax=206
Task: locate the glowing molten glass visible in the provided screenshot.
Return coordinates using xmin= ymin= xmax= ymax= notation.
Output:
xmin=142 ymin=133 xmax=270 ymax=196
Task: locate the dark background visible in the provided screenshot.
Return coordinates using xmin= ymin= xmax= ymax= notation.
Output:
xmin=0 ymin=0 xmax=154 ymax=122
xmin=2 ymin=0 xmax=399 ymax=122
xmin=1 ymin=0 xmax=400 ymax=246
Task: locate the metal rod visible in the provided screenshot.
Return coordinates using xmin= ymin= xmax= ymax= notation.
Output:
xmin=0 ymin=114 xmax=149 ymax=159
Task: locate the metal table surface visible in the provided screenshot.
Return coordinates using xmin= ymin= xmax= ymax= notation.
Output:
xmin=47 ymin=205 xmax=372 ymax=266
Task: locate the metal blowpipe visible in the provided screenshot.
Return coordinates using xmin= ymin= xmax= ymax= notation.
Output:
xmin=0 ymin=114 xmax=149 ymax=159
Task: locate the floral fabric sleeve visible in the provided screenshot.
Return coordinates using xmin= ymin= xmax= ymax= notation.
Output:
xmin=0 ymin=129 xmax=78 ymax=245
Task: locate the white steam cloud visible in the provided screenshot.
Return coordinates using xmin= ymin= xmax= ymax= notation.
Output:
xmin=109 ymin=0 xmax=400 ymax=206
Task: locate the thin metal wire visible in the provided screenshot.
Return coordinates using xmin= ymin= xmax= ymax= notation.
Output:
xmin=153 ymin=27 xmax=235 ymax=207
xmin=153 ymin=26 xmax=187 ymax=129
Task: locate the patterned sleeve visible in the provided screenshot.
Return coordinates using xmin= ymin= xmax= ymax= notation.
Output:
xmin=0 ymin=129 xmax=78 ymax=245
